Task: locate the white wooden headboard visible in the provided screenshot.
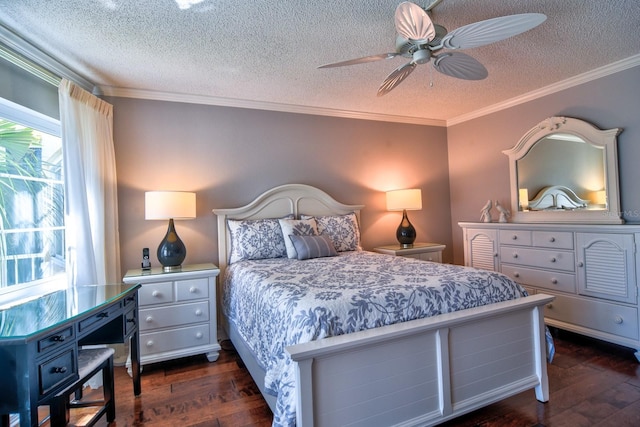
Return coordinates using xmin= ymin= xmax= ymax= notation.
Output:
xmin=212 ymin=183 xmax=364 ymax=274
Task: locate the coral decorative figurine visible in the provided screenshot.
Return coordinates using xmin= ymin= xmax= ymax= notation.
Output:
xmin=496 ymin=200 xmax=511 ymax=223
xmin=480 ymin=200 xmax=492 ymax=222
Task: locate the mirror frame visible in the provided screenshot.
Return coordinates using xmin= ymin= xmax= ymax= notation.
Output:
xmin=503 ymin=116 xmax=623 ymax=224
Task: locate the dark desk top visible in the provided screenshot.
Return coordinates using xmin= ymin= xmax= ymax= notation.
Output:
xmin=0 ymin=283 xmax=140 ymax=342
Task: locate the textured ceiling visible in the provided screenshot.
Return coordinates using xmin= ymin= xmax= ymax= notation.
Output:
xmin=1 ymin=0 xmax=639 ymax=125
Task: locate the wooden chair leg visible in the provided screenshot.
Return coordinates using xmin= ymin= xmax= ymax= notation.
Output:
xmin=1 ymin=414 xmax=10 ymax=427
xmin=104 ymin=356 xmax=116 ymax=422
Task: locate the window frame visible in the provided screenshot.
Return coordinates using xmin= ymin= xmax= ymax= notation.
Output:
xmin=0 ymin=96 xmax=66 ymax=302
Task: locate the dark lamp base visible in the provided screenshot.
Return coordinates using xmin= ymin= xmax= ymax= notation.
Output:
xmin=396 ymin=209 xmax=417 ymax=248
xmin=157 ymin=218 xmax=187 ymax=271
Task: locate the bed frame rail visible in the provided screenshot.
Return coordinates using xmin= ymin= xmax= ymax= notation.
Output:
xmin=288 ymin=293 xmax=553 ymax=427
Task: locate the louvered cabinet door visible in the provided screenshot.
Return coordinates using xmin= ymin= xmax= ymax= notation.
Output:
xmin=464 ymin=228 xmax=499 ymax=271
xmin=576 ymin=233 xmax=637 ymax=304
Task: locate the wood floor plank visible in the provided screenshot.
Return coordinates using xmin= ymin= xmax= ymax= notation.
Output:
xmin=40 ymin=327 xmax=640 ymax=427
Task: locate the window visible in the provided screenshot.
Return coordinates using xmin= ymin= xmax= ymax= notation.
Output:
xmin=0 ymin=98 xmax=65 ymax=296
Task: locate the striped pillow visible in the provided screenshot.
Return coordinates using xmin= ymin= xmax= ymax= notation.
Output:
xmin=288 ymin=234 xmax=338 ymax=260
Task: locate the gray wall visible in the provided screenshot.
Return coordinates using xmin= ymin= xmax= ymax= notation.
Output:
xmin=110 ymin=64 xmax=640 ymax=273
xmin=448 ymin=65 xmax=640 ymax=264
xmin=111 ymin=98 xmax=451 ymax=273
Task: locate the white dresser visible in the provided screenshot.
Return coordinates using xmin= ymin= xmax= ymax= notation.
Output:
xmin=460 ymin=222 xmax=640 ymax=361
xmin=123 ymin=263 xmax=221 ymax=365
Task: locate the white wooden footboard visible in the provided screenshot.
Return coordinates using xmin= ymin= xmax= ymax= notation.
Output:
xmin=287 ymin=293 xmax=553 ymax=427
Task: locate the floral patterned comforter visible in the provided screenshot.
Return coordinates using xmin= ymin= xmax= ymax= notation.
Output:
xmin=221 ymin=250 xmax=527 ymax=427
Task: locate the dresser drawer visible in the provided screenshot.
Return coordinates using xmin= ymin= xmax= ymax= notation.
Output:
xmin=39 ymin=347 xmax=76 ymax=396
xmin=545 ymin=293 xmax=639 ymax=340
xmin=500 ymin=246 xmax=575 ymax=272
xmin=532 ymin=231 xmax=573 ymax=249
xmin=138 ymin=281 xmax=174 ymax=306
xmin=140 ymin=301 xmax=209 ymax=331
xmin=176 ymin=278 xmax=209 ymax=301
xmin=140 ymin=324 xmax=211 ymax=356
xmin=501 ymin=264 xmax=576 ymax=293
xmin=499 ymin=230 xmax=532 ymax=246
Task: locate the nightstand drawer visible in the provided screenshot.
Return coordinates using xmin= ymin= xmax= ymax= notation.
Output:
xmin=140 ymin=301 xmax=209 ymax=331
xmin=176 ymin=278 xmax=209 ymax=301
xmin=141 ymin=324 xmax=211 ymax=356
xmin=138 ymin=281 xmax=174 ymax=306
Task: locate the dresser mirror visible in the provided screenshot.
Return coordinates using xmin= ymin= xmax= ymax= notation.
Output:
xmin=503 ymin=116 xmax=623 ymax=223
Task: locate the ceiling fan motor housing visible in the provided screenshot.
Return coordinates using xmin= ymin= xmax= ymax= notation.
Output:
xmin=413 ymin=49 xmax=431 ymax=64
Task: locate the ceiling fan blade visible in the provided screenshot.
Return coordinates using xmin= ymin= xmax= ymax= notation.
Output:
xmin=442 ymin=13 xmax=546 ymax=50
xmin=432 ymin=52 xmax=488 ymax=80
xmin=318 ymin=53 xmax=400 ymax=68
xmin=377 ymin=62 xmax=417 ymax=97
xmin=395 ymin=2 xmax=436 ymax=44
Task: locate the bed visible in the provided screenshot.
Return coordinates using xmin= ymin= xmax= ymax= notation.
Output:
xmin=213 ymin=183 xmax=553 ymax=427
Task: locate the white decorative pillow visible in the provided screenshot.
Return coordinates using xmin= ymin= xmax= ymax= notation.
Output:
xmin=227 ymin=215 xmax=293 ymax=264
xmin=278 ymin=218 xmax=318 ymax=258
xmin=301 ymin=212 xmax=361 ymax=252
xmin=289 ymin=234 xmax=338 ymax=260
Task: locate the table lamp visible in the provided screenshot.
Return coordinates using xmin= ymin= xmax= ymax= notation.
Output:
xmin=386 ymin=189 xmax=422 ymax=248
xmin=145 ymin=191 xmax=196 ymax=271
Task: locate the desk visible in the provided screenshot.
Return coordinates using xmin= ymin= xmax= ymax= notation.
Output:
xmin=0 ymin=283 xmax=141 ymax=427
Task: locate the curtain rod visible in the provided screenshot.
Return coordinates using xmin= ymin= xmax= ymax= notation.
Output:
xmin=0 ymin=23 xmax=95 ymax=93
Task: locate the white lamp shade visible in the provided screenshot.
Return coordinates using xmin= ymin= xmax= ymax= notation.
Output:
xmin=386 ymin=189 xmax=422 ymax=211
xmin=145 ymin=191 xmax=196 ymax=220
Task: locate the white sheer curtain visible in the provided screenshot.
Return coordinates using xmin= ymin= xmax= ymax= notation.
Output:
xmin=58 ymin=78 xmax=121 ymax=288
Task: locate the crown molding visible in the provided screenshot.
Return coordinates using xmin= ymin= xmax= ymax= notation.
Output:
xmin=447 ymin=54 xmax=640 ymax=126
xmin=99 ymin=86 xmax=447 ymax=127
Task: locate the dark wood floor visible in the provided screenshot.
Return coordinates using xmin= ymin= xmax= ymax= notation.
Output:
xmin=61 ymin=328 xmax=640 ymax=427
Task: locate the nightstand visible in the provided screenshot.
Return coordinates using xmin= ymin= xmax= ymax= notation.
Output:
xmin=123 ymin=263 xmax=221 ymax=365
xmin=374 ymin=242 xmax=446 ymax=263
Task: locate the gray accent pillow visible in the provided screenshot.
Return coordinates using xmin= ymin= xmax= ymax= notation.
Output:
xmin=278 ymin=218 xmax=318 ymax=258
xmin=289 ymin=234 xmax=338 ymax=260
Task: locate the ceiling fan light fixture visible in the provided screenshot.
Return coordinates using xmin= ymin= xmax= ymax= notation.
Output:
xmin=413 ymin=49 xmax=431 ymax=64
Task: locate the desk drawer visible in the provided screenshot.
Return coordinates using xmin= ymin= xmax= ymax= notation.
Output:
xmin=501 ymin=264 xmax=576 ymax=293
xmin=500 ymin=246 xmax=575 ymax=271
xmin=38 ymin=326 xmax=74 ymax=355
xmin=176 ymin=278 xmax=209 ymax=302
xmin=141 ymin=324 xmax=211 ymax=356
xmin=39 ymin=347 xmax=76 ymax=396
xmin=140 ymin=301 xmax=209 ymax=331
xmin=139 ymin=281 xmax=174 ymax=306
xmin=545 ymin=293 xmax=639 ymax=340
xmin=124 ymin=307 xmax=138 ymax=336
xmin=79 ymin=303 xmax=122 ymax=334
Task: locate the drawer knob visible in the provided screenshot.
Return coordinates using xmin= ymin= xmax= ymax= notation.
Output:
xmin=127 ymin=318 xmax=136 ymax=324
xmin=549 ymin=237 xmax=556 ymax=242
xmin=195 ymin=332 xmax=203 ymax=339
xmin=52 ymin=335 xmax=66 ymax=342
xmin=52 ymin=366 xmax=68 ymax=374
xmin=514 ymin=272 xmax=520 ymax=278
xmin=152 ymin=290 xmax=160 ymax=297
xmin=512 ymin=235 xmax=518 ymax=240
xmin=614 ymin=316 xmax=623 ymax=324
xmin=546 ymin=303 xmax=553 ymax=309
xmin=551 ymin=278 xmax=558 ymax=284
xmin=146 ymin=340 xmax=154 ymax=347
xmin=195 ymin=309 xmax=203 ymax=316
xmin=578 ymin=261 xmax=584 ymax=267
xmin=98 ymin=312 xmax=109 ymax=318
xmin=513 ymin=253 xmax=518 ymax=258
xmin=189 ymin=286 xmax=198 ymax=293
xmin=146 ymin=316 xmax=154 ymax=323
xmin=550 ymin=257 xmax=556 ymax=263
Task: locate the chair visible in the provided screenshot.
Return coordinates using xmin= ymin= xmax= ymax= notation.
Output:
xmin=49 ymin=347 xmax=116 ymax=427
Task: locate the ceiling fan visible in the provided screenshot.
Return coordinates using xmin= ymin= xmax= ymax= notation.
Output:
xmin=318 ymin=1 xmax=546 ymax=96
